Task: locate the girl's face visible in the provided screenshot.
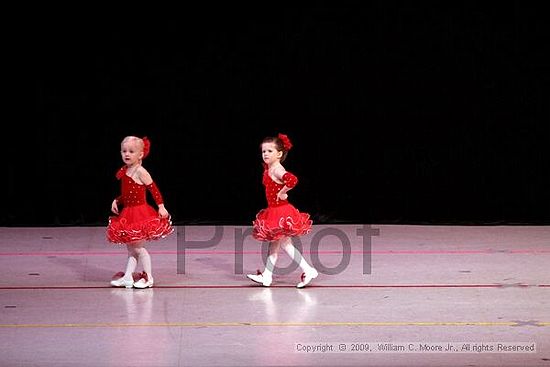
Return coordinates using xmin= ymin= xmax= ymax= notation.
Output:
xmin=261 ymin=142 xmax=283 ymax=165
xmin=120 ymin=140 xmax=143 ymax=165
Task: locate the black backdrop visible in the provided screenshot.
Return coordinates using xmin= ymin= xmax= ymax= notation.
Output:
xmin=8 ymin=5 xmax=550 ymax=226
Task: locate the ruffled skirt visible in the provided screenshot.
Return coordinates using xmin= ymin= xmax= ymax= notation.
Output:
xmin=107 ymin=204 xmax=173 ymax=245
xmin=252 ymin=203 xmax=312 ymax=242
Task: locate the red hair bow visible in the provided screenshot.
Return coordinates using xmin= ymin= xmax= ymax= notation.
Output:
xmin=142 ymin=136 xmax=151 ymax=158
xmin=278 ymin=133 xmax=293 ymax=151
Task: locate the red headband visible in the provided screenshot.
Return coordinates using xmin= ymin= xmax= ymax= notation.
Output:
xmin=142 ymin=136 xmax=151 ymax=158
xmin=278 ymin=133 xmax=293 ymax=151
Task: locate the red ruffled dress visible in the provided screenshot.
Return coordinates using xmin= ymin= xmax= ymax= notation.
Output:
xmin=252 ymin=166 xmax=312 ymax=242
xmin=107 ymin=166 xmax=173 ymax=244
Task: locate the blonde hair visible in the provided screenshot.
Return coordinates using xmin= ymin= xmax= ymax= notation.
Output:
xmin=121 ymin=136 xmax=144 ymax=151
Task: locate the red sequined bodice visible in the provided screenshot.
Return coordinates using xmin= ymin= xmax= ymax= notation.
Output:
xmin=119 ymin=174 xmax=147 ymax=207
xmin=115 ymin=166 xmax=164 ymax=207
xmin=263 ymin=169 xmax=289 ymax=207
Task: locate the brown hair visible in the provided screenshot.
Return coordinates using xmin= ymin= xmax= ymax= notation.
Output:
xmin=261 ymin=136 xmax=289 ymax=162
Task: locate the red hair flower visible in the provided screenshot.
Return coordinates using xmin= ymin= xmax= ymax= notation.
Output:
xmin=278 ymin=133 xmax=293 ymax=151
xmin=142 ymin=136 xmax=151 ymax=158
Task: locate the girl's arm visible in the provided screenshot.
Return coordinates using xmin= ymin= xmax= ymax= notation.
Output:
xmin=273 ymin=166 xmax=298 ymax=200
xmin=111 ymin=198 xmax=120 ymax=214
xmin=139 ymin=168 xmax=170 ymax=218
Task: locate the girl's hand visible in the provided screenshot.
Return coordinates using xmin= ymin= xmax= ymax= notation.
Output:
xmin=158 ymin=206 xmax=170 ymax=218
xmin=111 ymin=199 xmax=119 ymax=215
xmin=277 ymin=191 xmax=288 ymax=201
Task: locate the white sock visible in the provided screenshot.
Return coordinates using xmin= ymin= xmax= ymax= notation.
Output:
xmin=124 ymin=256 xmax=137 ymax=280
xmin=263 ymin=253 xmax=277 ymax=279
xmin=138 ymin=248 xmax=153 ymax=278
xmin=282 ymin=242 xmax=314 ymax=273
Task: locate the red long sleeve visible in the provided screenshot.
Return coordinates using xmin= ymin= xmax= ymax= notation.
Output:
xmin=146 ymin=182 xmax=164 ymax=206
xmin=282 ymin=172 xmax=298 ymax=188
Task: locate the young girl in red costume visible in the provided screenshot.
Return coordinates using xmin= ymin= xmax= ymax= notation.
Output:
xmin=247 ymin=133 xmax=318 ymax=288
xmin=107 ymin=136 xmax=173 ymax=289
